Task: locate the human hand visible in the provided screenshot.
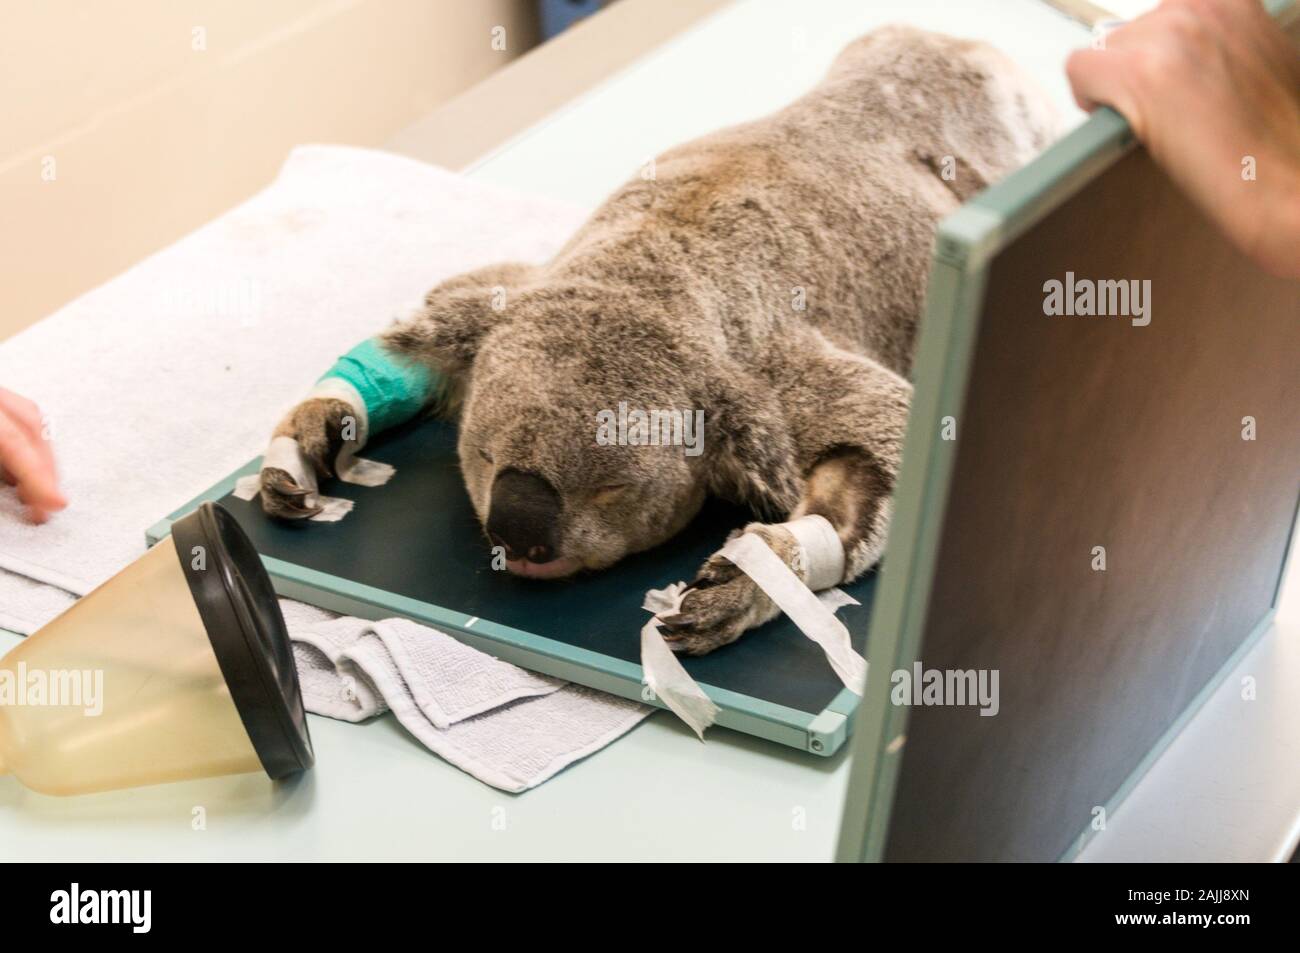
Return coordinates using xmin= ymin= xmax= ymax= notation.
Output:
xmin=1067 ymin=0 xmax=1300 ymax=277
xmin=0 ymin=387 xmax=66 ymax=523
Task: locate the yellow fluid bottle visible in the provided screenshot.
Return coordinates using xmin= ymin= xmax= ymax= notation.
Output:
xmin=0 ymin=503 xmax=312 ymax=795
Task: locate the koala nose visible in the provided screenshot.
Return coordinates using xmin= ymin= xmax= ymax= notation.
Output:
xmin=486 ymin=468 xmax=561 ymax=563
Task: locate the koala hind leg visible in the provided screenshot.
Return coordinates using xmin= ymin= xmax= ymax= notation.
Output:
xmin=662 ymin=342 xmax=910 ymax=655
xmin=659 ymin=448 xmax=894 ymax=655
xmin=791 ymin=444 xmax=895 ymax=580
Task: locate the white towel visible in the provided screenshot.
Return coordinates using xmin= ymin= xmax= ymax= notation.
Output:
xmin=0 ymin=145 xmax=649 ymax=787
xmin=0 ymin=568 xmax=76 ymax=635
xmin=287 ymin=610 xmax=650 ymax=793
xmin=0 ymin=144 xmax=590 ymax=603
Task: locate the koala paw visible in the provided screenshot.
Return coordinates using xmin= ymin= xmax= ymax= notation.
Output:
xmin=258 ymin=397 xmax=352 ymax=520
xmin=259 ymin=466 xmax=320 ymax=519
xmin=658 ymin=523 xmax=797 ymax=655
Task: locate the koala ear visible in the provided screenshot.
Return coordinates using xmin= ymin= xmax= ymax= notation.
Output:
xmin=702 ymin=369 xmax=804 ymax=520
xmin=380 ymin=262 xmax=533 ymax=375
xmin=381 ymin=288 xmax=504 ymax=376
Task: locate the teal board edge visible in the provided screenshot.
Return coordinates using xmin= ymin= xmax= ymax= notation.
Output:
xmin=148 ymin=461 xmax=854 ymax=758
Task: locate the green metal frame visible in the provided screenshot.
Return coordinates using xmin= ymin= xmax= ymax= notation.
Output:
xmin=836 ymin=0 xmax=1298 ymax=863
xmin=147 ymin=462 xmax=859 ymax=757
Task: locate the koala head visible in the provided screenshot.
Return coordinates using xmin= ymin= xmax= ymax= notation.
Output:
xmin=382 ymin=273 xmax=802 ymax=578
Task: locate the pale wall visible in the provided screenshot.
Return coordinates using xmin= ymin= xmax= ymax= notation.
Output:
xmin=1 ymin=0 xmax=538 ymax=340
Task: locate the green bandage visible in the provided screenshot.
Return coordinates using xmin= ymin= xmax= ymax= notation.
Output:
xmin=315 ymin=337 xmax=439 ymax=438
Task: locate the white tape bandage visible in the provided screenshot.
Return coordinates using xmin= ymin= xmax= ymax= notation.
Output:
xmin=262 ymin=433 xmax=315 ymax=487
xmin=232 ymin=435 xmax=354 ymax=522
xmin=233 ymin=376 xmax=398 ymax=521
xmin=307 ymin=377 xmax=395 ymax=488
xmin=719 ymin=528 xmax=866 ymax=693
xmin=639 ymin=515 xmax=866 ymax=739
xmin=640 ymin=583 xmax=721 ymax=740
xmin=781 ymin=514 xmax=846 ymax=591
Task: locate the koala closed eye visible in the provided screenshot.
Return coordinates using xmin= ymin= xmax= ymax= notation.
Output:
xmin=477 ymin=447 xmax=494 ymax=464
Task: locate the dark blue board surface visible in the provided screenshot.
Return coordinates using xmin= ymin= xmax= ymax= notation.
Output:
xmin=218 ymin=417 xmax=875 ymax=716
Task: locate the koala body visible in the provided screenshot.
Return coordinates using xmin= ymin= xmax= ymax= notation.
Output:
xmin=264 ymin=26 xmax=1059 ymax=653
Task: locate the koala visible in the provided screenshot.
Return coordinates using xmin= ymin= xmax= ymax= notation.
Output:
xmin=261 ymin=26 xmax=1059 ymax=654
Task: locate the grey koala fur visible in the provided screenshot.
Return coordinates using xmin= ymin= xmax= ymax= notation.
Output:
xmin=263 ymin=25 xmax=1059 ymax=654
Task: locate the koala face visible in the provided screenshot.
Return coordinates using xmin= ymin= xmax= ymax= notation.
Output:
xmin=382 ymin=275 xmax=804 ymax=580
xmin=457 ymin=329 xmax=710 ymax=578
xmin=384 ymin=281 xmax=764 ymax=578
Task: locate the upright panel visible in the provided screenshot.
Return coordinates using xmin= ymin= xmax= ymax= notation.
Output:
xmin=886 ymin=143 xmax=1299 ymax=861
xmin=838 ymin=0 xmax=1299 ymax=862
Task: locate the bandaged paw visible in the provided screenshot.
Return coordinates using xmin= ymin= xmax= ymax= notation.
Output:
xmin=780 ymin=514 xmax=847 ymax=591
xmin=640 ymin=582 xmax=721 ymax=740
xmin=244 ymin=334 xmax=440 ymax=521
xmin=640 ymin=517 xmax=866 ymax=738
xmin=305 ymin=376 xmax=396 ymax=488
xmin=233 ymin=436 xmax=354 ymax=522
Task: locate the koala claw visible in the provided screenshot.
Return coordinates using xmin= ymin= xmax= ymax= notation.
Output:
xmin=258 ymin=466 xmax=322 ymax=520
xmin=659 ymin=537 xmax=785 ymax=655
xmin=258 ymin=396 xmax=354 ymax=520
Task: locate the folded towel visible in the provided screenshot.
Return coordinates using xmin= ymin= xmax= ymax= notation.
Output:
xmin=0 ymin=568 xmax=75 ymax=635
xmin=286 ymin=609 xmax=650 ymax=792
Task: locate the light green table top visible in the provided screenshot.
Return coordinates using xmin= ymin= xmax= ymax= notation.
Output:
xmin=0 ymin=627 xmax=851 ymax=861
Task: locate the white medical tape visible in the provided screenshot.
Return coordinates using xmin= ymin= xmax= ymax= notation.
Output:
xmin=719 ymin=529 xmax=867 ymax=694
xmin=262 ymin=434 xmax=316 ymax=488
xmin=334 ymin=455 xmax=395 ymax=487
xmin=307 ymin=377 xmax=396 ymax=488
xmin=309 ymin=377 xmax=369 ymax=446
xmin=313 ymin=498 xmax=358 ymax=522
xmin=818 ymin=587 xmax=860 ymax=612
xmin=232 ymin=474 xmax=260 ymax=500
xmin=782 ymin=514 xmax=846 ymax=591
xmin=233 ymin=435 xmax=353 ymax=522
xmin=639 ymin=582 xmax=720 ymax=740
xmin=638 ymin=530 xmax=864 ymax=738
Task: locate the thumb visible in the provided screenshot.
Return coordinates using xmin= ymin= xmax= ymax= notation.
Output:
xmin=1065 ymin=47 xmax=1144 ymax=135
